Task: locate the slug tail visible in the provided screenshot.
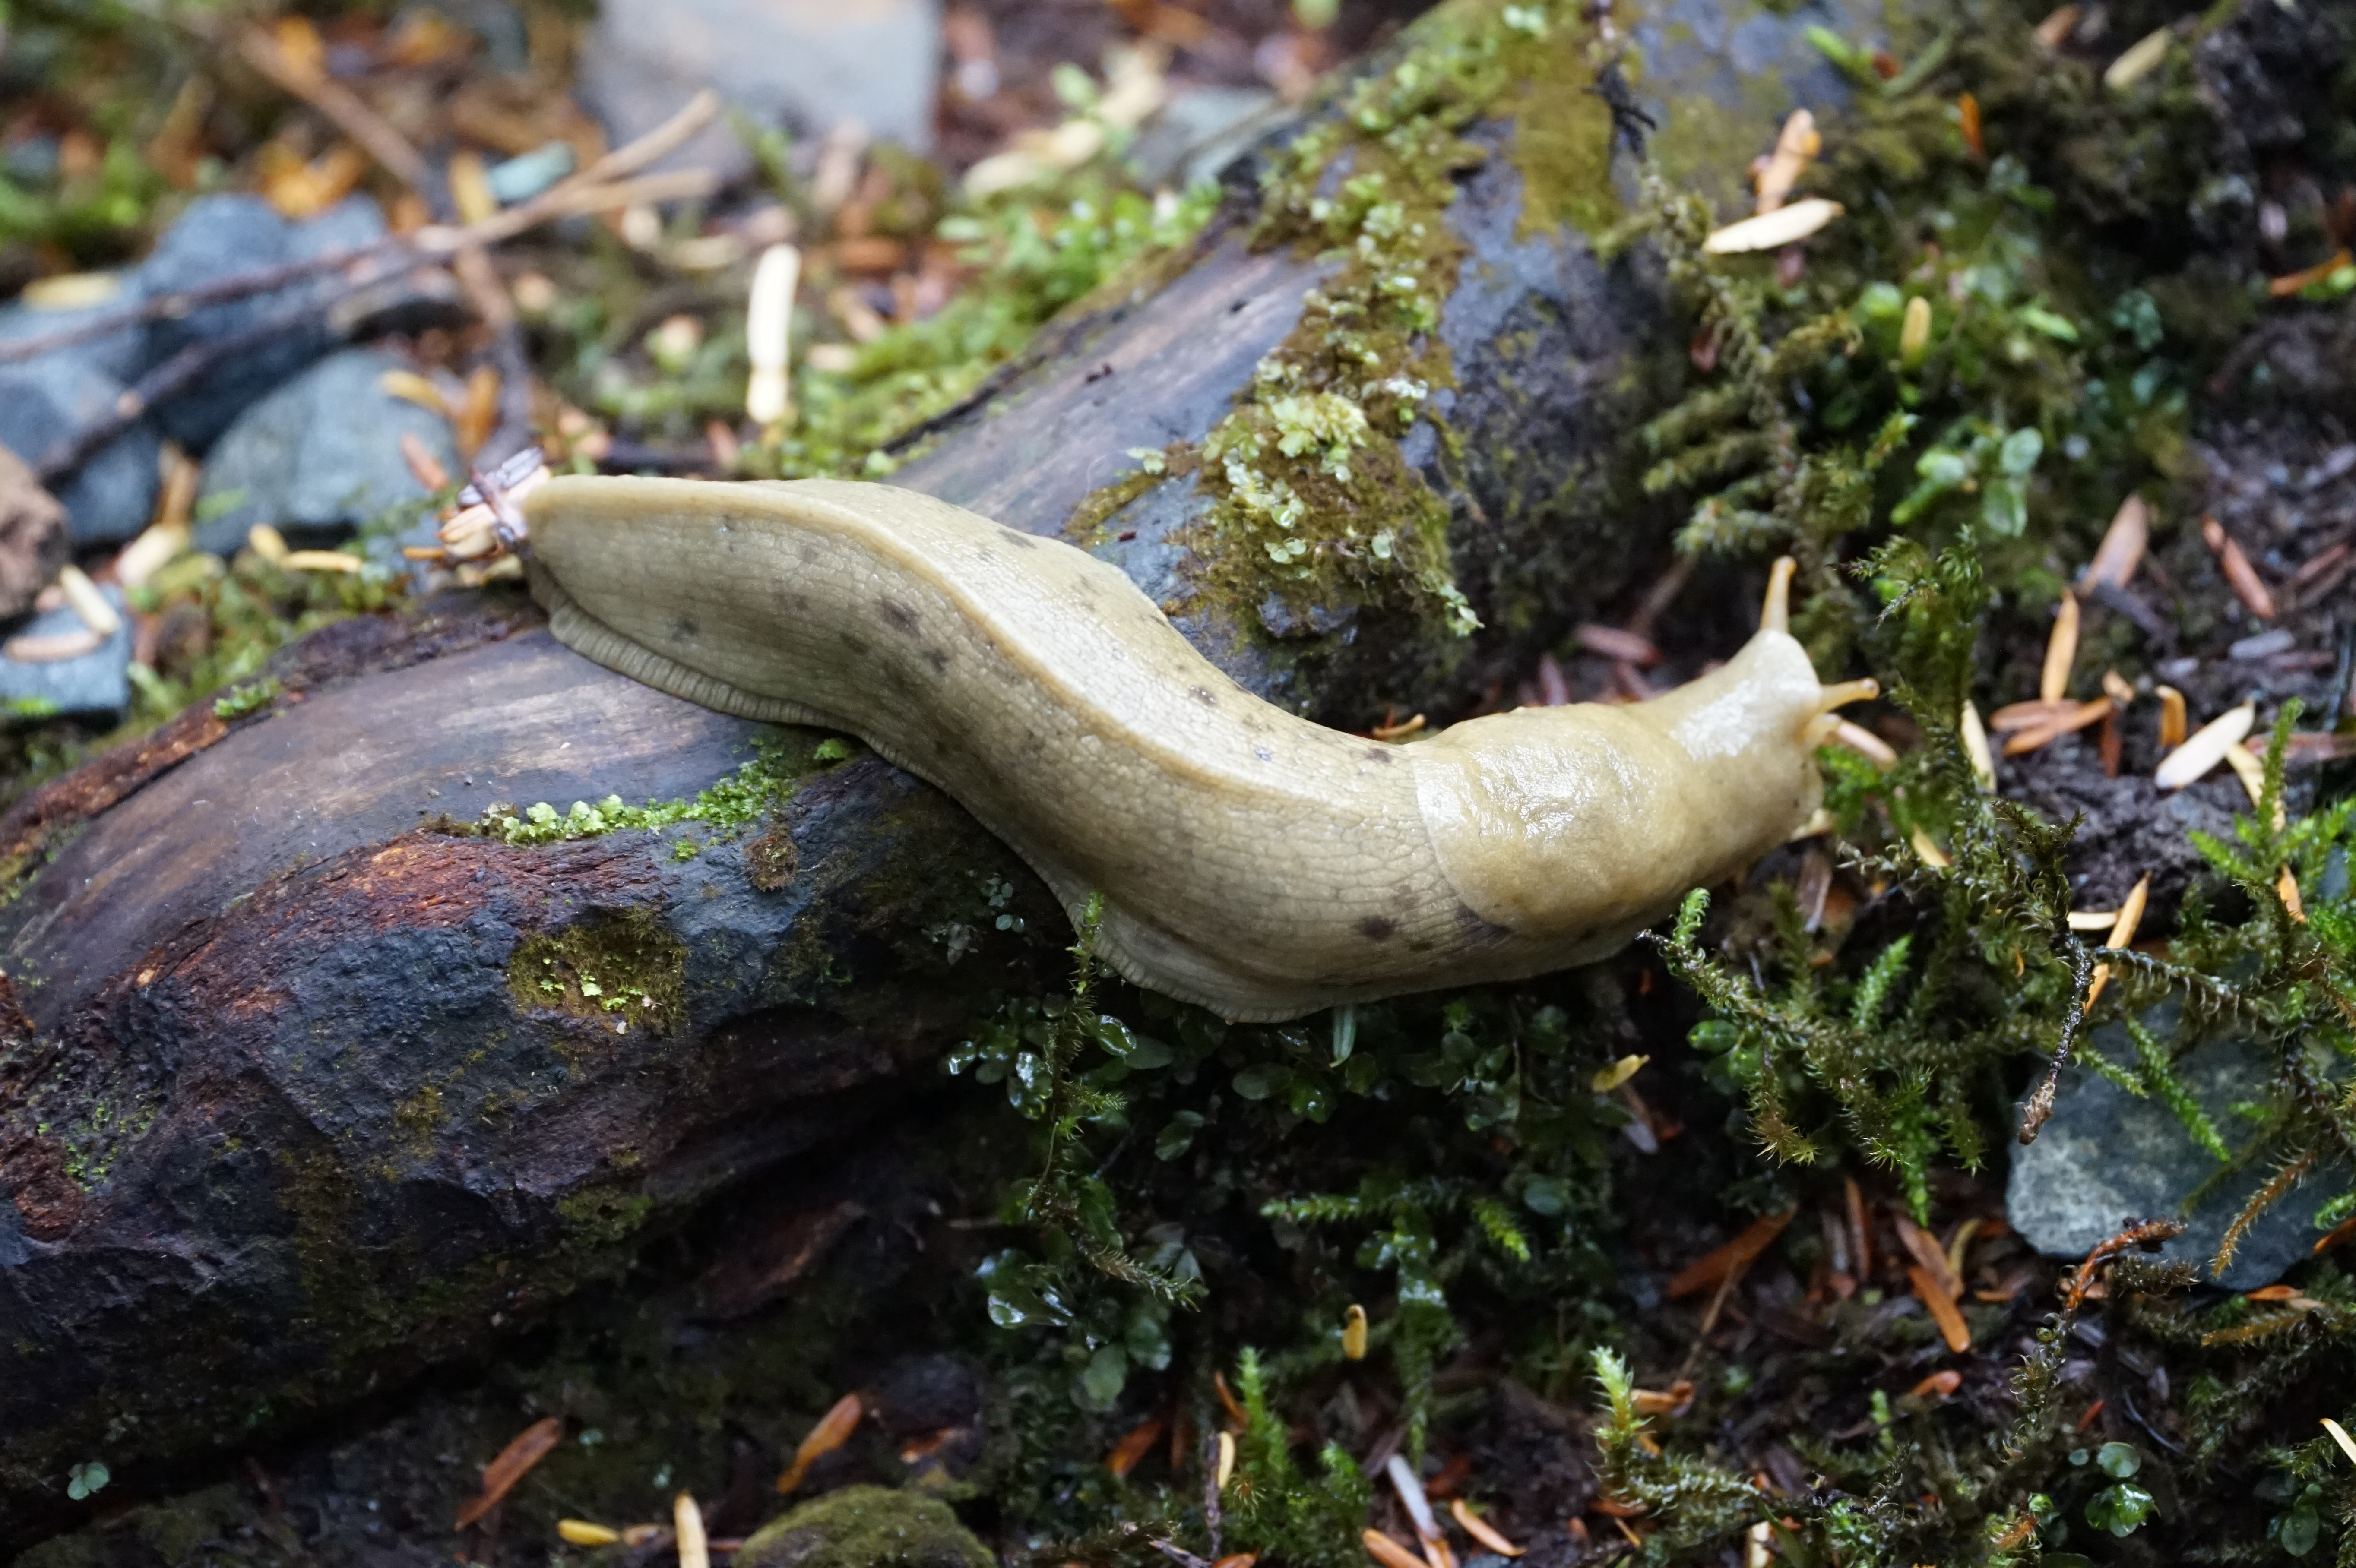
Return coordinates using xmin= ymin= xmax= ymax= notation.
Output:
xmin=531 ymin=560 xmax=846 ymax=731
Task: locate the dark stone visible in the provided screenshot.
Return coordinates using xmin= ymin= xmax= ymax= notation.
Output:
xmin=1128 ymin=85 xmax=1286 ymax=190
xmin=731 ymin=1487 xmax=993 ymax=1568
xmin=2008 ymin=1015 xmax=2344 ymax=1290
xmin=0 ymin=354 xmax=162 ymax=546
xmin=0 ymin=586 xmax=131 ymax=721
xmin=192 ymin=348 xmax=459 ymax=556
xmin=577 ymin=0 xmax=940 ymax=178
xmin=136 ymin=194 xmax=389 ymax=451
xmin=0 ymin=280 xmax=147 ymax=382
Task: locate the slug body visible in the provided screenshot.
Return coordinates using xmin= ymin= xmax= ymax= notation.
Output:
xmin=525 ymin=477 xmax=1846 ymax=1022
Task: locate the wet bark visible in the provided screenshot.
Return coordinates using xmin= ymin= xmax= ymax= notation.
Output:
xmin=0 ymin=0 xmax=1878 ymax=1543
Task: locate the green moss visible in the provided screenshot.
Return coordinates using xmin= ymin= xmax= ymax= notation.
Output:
xmin=1184 ymin=0 xmax=1628 ymax=641
xmin=477 ymin=732 xmax=815 ymax=847
xmin=734 ymin=1486 xmax=994 ymax=1568
xmin=1498 ymin=14 xmax=1623 ymax=237
xmin=556 ymin=1185 xmax=657 ymax=1249
xmin=390 ymin=1084 xmax=444 ymax=1159
xmin=1062 ymin=444 xmax=1198 ymax=546
xmin=508 ymin=906 xmax=688 ymax=1039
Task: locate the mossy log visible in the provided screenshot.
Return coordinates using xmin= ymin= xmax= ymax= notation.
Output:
xmin=0 ymin=0 xmax=1894 ymax=1544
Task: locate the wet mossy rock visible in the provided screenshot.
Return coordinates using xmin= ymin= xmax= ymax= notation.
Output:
xmin=734 ymin=1487 xmax=995 ymax=1568
xmin=892 ymin=0 xmax=1896 ymax=721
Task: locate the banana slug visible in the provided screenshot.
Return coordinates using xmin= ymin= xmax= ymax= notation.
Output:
xmin=520 ymin=477 xmax=1871 ymax=1022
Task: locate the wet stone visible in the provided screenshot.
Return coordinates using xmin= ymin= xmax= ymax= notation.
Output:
xmin=0 ymin=353 xmax=162 ymax=547
xmin=576 ymin=0 xmax=942 ymax=180
xmin=1128 ymin=85 xmax=1285 ymax=190
xmin=0 ymin=275 xmax=148 ymax=382
xmin=0 ymin=586 xmax=132 ymax=721
xmin=2008 ymin=1014 xmax=2343 ymax=1290
xmin=135 ymin=193 xmax=388 ymax=451
xmin=193 ymin=348 xmax=458 ymax=557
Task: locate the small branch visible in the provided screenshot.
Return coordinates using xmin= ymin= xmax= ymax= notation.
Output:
xmin=0 ymin=93 xmax=722 ymax=371
xmin=23 ymin=92 xmax=726 ymax=482
xmin=1202 ymin=1429 xmax=1223 ymax=1562
xmin=34 ymin=281 xmax=370 ymax=482
xmin=410 ymin=91 xmax=723 ymax=252
xmin=236 ymin=26 xmax=435 ymax=196
xmin=0 ymin=242 xmax=403 ymax=365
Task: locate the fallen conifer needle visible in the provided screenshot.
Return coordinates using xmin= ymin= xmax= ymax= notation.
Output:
xmin=454 ymin=1416 xmax=562 ymax=1529
xmin=2156 ymin=702 xmax=2255 ymax=789
xmin=1703 ymin=198 xmax=1843 ymax=253
xmin=1908 ymin=1264 xmax=1972 ymax=1352
xmin=1451 ymin=1499 xmax=1526 ymax=1557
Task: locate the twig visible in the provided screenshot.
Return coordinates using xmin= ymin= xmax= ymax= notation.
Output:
xmin=1203 ymin=1429 xmax=1224 ymax=1561
xmin=409 ymin=92 xmax=723 ymax=253
xmin=0 ymin=241 xmax=403 ymax=364
xmin=0 ymin=92 xmax=723 ymax=370
xmin=36 ymin=281 xmax=375 ymax=482
xmin=28 ymin=96 xmax=724 ymax=482
xmin=237 ymin=25 xmax=434 ymax=195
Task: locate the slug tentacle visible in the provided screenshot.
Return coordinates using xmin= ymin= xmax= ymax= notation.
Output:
xmin=525 ymin=477 xmax=1866 ymax=1021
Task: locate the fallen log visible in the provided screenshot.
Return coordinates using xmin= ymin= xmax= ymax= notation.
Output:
xmin=0 ymin=0 xmax=1875 ymax=1543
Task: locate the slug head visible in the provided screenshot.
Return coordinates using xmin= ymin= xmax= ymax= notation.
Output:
xmin=1413 ymin=623 xmax=1847 ymax=943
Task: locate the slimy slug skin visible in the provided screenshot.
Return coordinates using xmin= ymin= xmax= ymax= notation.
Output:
xmin=524 ymin=476 xmax=1861 ymax=1022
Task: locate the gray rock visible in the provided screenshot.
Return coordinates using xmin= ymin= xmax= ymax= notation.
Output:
xmin=0 ymin=354 xmax=162 ymax=546
xmin=193 ymin=349 xmax=458 ymax=557
xmin=136 ymin=194 xmax=389 ymax=451
xmin=0 ymin=587 xmax=131 ymax=721
xmin=2008 ymin=1015 xmax=2344 ymax=1289
xmin=0 ymin=275 xmax=147 ymax=381
xmin=576 ymin=0 xmax=941 ymax=180
xmin=1128 ymin=86 xmax=1286 ymax=191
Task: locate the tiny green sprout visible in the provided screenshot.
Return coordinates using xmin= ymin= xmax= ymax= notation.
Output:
xmin=1124 ymin=447 xmax=1167 ymax=475
xmin=2095 ymin=1441 xmax=2141 ymax=1478
xmin=2017 ymin=304 xmax=2079 ymax=341
xmin=2084 ymin=1482 xmax=2156 ymax=1537
xmin=813 ymin=737 xmax=855 ymax=763
xmin=2277 ymin=1484 xmax=2324 ymax=1557
xmin=65 ymin=1461 xmax=108 ymax=1500
xmin=213 ymin=677 xmax=283 ymax=720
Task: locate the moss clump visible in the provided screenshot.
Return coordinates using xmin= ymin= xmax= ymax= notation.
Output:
xmin=744 ymin=820 xmax=801 ymax=892
xmin=476 ymin=733 xmax=814 ymax=848
xmin=1188 ymin=0 xmax=1627 ymax=641
xmin=733 ymin=1486 xmax=994 ymax=1568
xmin=508 ymin=906 xmax=687 ymax=1038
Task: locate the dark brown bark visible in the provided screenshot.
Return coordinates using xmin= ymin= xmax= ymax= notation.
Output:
xmin=0 ymin=2 xmax=1868 ymax=1542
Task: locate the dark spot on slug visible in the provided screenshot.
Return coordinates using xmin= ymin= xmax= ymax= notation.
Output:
xmin=1253 ymin=745 xmax=1274 ymax=762
xmin=669 ymin=611 xmax=701 ymax=642
xmin=842 ymin=634 xmax=870 ymax=657
xmin=878 ymin=597 xmax=922 ymax=635
xmin=1189 ymin=686 xmax=1217 ymax=706
xmin=923 ymin=646 xmax=950 ymax=674
xmin=1363 ymin=746 xmax=1394 ymax=765
xmin=1356 ymin=915 xmax=1397 ymax=942
xmin=1001 ymin=528 xmax=1039 ymax=549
